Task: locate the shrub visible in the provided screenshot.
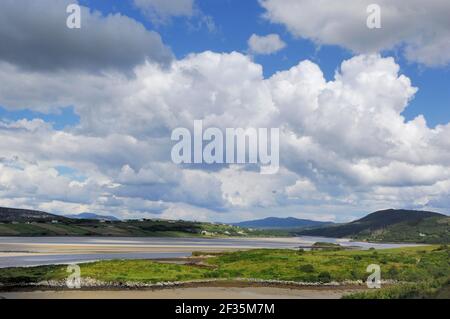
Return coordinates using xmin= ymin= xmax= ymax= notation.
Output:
xmin=434 ymin=245 xmax=449 ymax=251
xmin=299 ymin=264 xmax=315 ymax=273
xmin=387 ymin=266 xmax=399 ymax=278
xmin=349 ymin=269 xmax=361 ymax=280
xmin=318 ymin=271 xmax=332 ymax=283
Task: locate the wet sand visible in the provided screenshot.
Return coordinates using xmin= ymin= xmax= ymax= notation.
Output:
xmin=0 ymin=237 xmax=305 ymax=268
xmin=0 ymin=237 xmax=304 ymax=256
xmin=0 ymin=287 xmax=361 ymax=299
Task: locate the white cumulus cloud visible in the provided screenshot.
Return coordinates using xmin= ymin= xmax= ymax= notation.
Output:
xmin=248 ymin=33 xmax=286 ymax=55
xmin=1 ymin=48 xmax=450 ymax=221
xmin=260 ymin=0 xmax=450 ymax=66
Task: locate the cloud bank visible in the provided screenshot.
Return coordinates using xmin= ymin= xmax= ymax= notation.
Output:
xmin=1 ymin=50 xmax=450 ymax=221
xmin=0 ymin=0 xmax=172 ymax=72
xmin=260 ymin=0 xmax=450 ymax=66
xmin=0 ymin=1 xmax=449 ymax=222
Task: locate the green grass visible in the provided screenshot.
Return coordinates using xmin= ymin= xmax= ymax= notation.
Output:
xmin=79 ymin=260 xmax=210 ymax=283
xmin=343 ymin=245 xmax=450 ymax=298
xmin=0 ymin=265 xmax=67 ymax=285
xmin=204 ymin=246 xmax=450 ymax=283
xmin=0 ymin=261 xmax=210 ymax=285
xmin=344 ymin=278 xmax=450 ymax=299
xmin=1 ymin=246 xmax=449 ymax=296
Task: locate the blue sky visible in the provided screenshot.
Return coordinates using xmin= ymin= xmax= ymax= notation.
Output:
xmin=0 ymin=0 xmax=449 ymax=222
xmin=2 ymin=0 xmax=448 ymax=130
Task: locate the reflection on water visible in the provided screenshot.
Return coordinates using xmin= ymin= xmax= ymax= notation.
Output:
xmin=292 ymin=236 xmax=420 ymax=250
xmin=0 ymin=236 xmax=422 ymax=268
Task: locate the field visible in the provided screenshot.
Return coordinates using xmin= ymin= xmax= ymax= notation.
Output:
xmin=0 ymin=245 xmax=448 ymax=298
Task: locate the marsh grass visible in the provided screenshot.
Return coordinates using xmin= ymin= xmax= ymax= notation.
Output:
xmin=0 ymin=245 xmax=448 ymax=298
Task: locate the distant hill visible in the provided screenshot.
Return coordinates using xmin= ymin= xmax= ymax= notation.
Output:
xmin=1 ymin=206 xmax=448 ymax=243
xmin=299 ymin=209 xmax=449 ymax=244
xmin=232 ymin=217 xmax=333 ymax=229
xmin=65 ymin=213 xmax=120 ymax=221
xmin=0 ymin=206 xmax=254 ymax=238
xmin=0 ymin=207 xmax=68 ymax=222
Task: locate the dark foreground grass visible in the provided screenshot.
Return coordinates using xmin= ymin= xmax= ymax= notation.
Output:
xmin=204 ymin=246 xmax=450 ymax=283
xmin=343 ymin=278 xmax=450 ymax=299
xmin=0 ymin=245 xmax=449 ymax=298
xmin=0 ymin=261 xmax=210 ymax=285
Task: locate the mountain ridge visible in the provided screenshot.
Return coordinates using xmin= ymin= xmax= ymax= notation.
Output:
xmin=0 ymin=207 xmax=448 ymax=243
xmin=299 ymin=209 xmax=449 ymax=243
xmin=0 ymin=207 xmax=68 ymax=222
xmin=64 ymin=212 xmax=119 ymax=221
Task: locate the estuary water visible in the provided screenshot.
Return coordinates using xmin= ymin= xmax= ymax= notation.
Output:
xmin=0 ymin=236 xmax=422 ymax=268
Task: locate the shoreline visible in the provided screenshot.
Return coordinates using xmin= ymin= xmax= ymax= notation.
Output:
xmin=0 ymin=241 xmax=438 ymax=299
xmin=0 ymin=279 xmax=371 ymax=300
xmin=0 ymin=286 xmax=365 ymax=300
xmin=0 ymin=277 xmax=384 ymax=292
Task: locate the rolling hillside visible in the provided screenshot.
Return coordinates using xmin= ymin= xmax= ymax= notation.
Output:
xmin=299 ymin=209 xmax=449 ymax=243
xmin=0 ymin=207 xmax=68 ymax=222
xmin=0 ymin=207 xmax=255 ymax=237
xmin=1 ymin=207 xmax=448 ymax=242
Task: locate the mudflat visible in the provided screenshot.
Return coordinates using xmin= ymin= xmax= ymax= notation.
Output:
xmin=0 ymin=286 xmax=362 ymax=299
